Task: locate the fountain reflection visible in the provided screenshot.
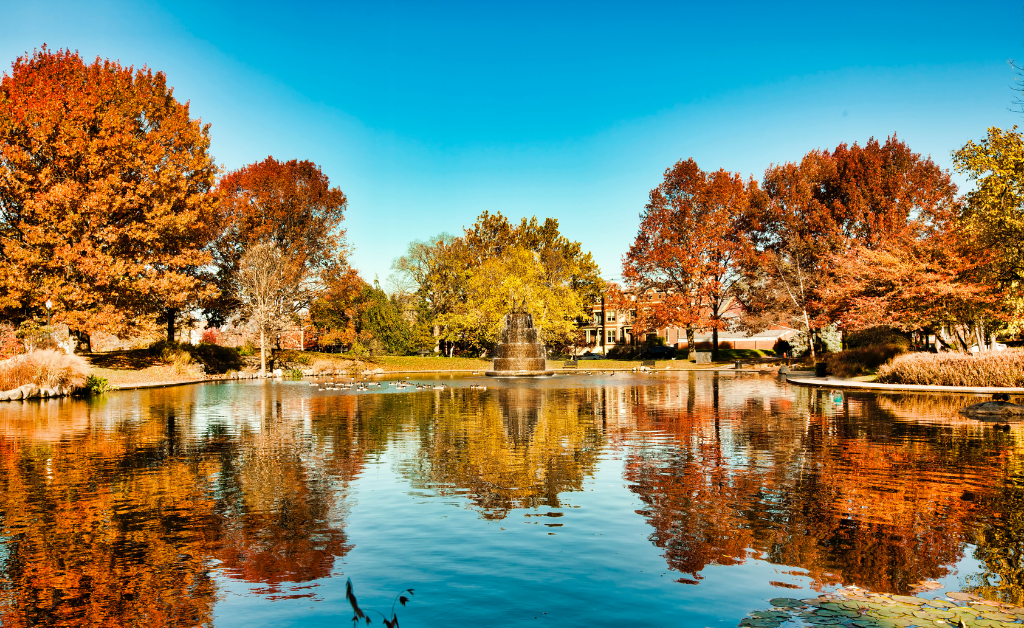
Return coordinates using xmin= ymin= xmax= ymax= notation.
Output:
xmin=404 ymin=385 xmax=604 ymax=518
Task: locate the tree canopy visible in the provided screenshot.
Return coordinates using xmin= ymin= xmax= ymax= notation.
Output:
xmin=392 ymin=212 xmax=603 ymax=354
xmin=0 ymin=46 xmax=219 ymax=338
xmin=211 ymin=157 xmax=348 ymax=325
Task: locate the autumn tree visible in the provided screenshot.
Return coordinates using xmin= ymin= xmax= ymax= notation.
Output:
xmin=952 ymin=126 xmax=1024 ymax=332
xmin=236 ymin=241 xmax=306 ymax=375
xmin=623 ymin=159 xmax=753 ymax=359
xmin=0 ymin=46 xmax=219 ymax=341
xmin=308 ymin=266 xmax=371 ymax=351
xmin=393 ymin=215 xmax=602 ymax=355
xmin=742 ymin=136 xmax=959 ymax=358
xmin=211 ymin=157 xmax=348 ymax=325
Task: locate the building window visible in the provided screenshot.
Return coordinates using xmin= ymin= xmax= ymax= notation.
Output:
xmin=593 ymin=313 xmax=603 ymax=325
xmin=607 ymin=329 xmax=616 ymax=344
xmin=607 ymin=311 xmax=616 ymax=323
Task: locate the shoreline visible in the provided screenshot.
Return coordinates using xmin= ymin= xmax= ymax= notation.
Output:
xmin=786 ymin=376 xmax=1024 ymax=395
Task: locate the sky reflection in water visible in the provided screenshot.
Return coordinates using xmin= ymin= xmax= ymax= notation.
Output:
xmin=0 ymin=372 xmax=1020 ymax=627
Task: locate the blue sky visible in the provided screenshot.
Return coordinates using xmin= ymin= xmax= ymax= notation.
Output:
xmin=3 ymin=1 xmax=1022 ymax=284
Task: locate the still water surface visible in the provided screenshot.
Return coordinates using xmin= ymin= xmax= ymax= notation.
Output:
xmin=0 ymin=372 xmax=1021 ymax=627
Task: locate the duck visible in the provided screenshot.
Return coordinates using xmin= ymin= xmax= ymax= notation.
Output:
xmin=433 ymin=384 xmax=445 ymax=390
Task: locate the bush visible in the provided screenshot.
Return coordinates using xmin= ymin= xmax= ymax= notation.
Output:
xmin=147 ymin=340 xmax=242 ymax=375
xmin=826 ymin=343 xmax=908 ymax=378
xmin=0 ymin=324 xmax=21 ymax=359
xmin=85 ymin=375 xmax=111 ymax=394
xmin=845 ymin=327 xmax=912 ymax=351
xmin=877 ymin=349 xmax=1024 ymax=387
xmin=238 ymin=342 xmax=257 ymax=357
xmin=0 ymin=349 xmax=89 ymax=390
xmin=200 ymin=328 xmax=221 ymax=345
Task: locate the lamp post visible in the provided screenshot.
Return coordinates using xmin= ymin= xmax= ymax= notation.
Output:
xmin=45 ymin=299 xmax=52 ymax=327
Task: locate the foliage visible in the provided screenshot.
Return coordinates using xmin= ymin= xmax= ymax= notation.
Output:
xmin=201 ymin=328 xmax=221 ymax=345
xmin=825 ymin=344 xmax=909 ymax=378
xmin=236 ymin=241 xmax=305 ymax=374
xmin=359 ymin=281 xmax=410 ymax=355
xmin=819 ymin=323 xmax=842 ymax=354
xmin=309 ymin=266 xmax=370 ymax=350
xmin=622 ymin=158 xmax=753 ymax=358
xmin=210 ymin=157 xmax=348 ymax=324
xmin=392 ymin=213 xmax=602 ymax=354
xmin=0 ymin=349 xmax=89 ymax=390
xmin=740 ymin=136 xmax=959 ymax=359
xmin=0 ymin=323 xmax=21 ymax=359
xmin=285 ymin=368 xmax=304 ymax=379
xmin=877 ymin=349 xmax=1024 ymax=387
xmin=147 ymin=339 xmax=241 ymax=374
xmin=0 ymin=46 xmax=219 ymax=337
xmin=15 ymin=320 xmax=55 ymax=352
xmin=844 ymin=326 xmax=912 ymax=350
xmin=84 ymin=374 xmax=111 ymax=394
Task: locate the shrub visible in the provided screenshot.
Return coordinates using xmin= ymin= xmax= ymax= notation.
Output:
xmin=85 ymin=375 xmax=111 ymax=394
xmin=826 ymin=343 xmax=909 ymax=378
xmin=773 ymin=339 xmax=792 ymax=356
xmin=147 ymin=339 xmax=241 ymax=375
xmin=0 ymin=324 xmax=21 ymax=359
xmin=0 ymin=349 xmax=89 ymax=390
xmin=877 ymin=349 xmax=1024 ymax=387
xmin=200 ymin=328 xmax=221 ymax=345
xmin=845 ymin=327 xmax=912 ymax=351
xmin=238 ymin=342 xmax=257 ymax=357
xmin=285 ymin=368 xmax=304 ymax=379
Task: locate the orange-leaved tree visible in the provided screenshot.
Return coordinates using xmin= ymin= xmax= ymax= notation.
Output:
xmin=622 ymin=158 xmax=753 ymax=359
xmin=0 ymin=46 xmax=219 ymax=342
xmin=210 ymin=157 xmax=348 ymax=326
xmin=742 ymin=136 xmax=959 ymax=358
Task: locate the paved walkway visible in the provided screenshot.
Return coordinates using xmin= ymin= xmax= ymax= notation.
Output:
xmin=786 ymin=376 xmax=1024 ymax=394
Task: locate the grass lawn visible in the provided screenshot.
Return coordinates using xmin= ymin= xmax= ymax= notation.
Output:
xmin=373 ymin=355 xmax=492 ymax=372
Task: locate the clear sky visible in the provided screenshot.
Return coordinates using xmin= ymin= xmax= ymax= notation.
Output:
xmin=3 ymin=1 xmax=1022 ymax=284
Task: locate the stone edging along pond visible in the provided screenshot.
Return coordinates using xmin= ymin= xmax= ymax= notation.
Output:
xmin=743 ymin=586 xmax=1024 ymax=628
xmin=786 ymin=377 xmax=1024 ymax=395
xmin=0 ymin=383 xmax=74 ymax=401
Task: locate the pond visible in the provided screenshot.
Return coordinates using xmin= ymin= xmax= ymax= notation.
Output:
xmin=0 ymin=371 xmax=1021 ymax=627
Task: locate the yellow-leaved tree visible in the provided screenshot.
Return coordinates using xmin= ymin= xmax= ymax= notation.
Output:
xmin=953 ymin=126 xmax=1024 ymax=328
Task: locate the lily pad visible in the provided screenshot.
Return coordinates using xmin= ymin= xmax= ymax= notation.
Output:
xmin=769 ymin=598 xmax=804 ymax=608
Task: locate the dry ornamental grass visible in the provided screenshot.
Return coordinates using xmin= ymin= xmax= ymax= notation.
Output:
xmin=877 ymin=349 xmax=1024 ymax=387
xmin=0 ymin=349 xmax=89 ymax=391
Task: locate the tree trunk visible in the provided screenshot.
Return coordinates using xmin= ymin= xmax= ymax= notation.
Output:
xmin=711 ymin=326 xmax=719 ymax=362
xmin=975 ymin=322 xmax=986 ymax=353
xmin=166 ymin=309 xmax=177 ymax=343
xmin=803 ymin=309 xmax=815 ymax=361
xmin=686 ymin=326 xmax=696 ymax=362
xmin=260 ymin=327 xmax=267 ymax=377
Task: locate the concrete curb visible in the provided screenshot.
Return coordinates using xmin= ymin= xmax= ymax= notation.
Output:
xmin=786 ymin=376 xmax=1024 ymax=394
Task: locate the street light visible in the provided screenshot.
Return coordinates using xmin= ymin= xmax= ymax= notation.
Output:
xmin=45 ymin=299 xmax=52 ymax=327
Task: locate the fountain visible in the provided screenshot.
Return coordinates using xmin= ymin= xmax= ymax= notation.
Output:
xmin=486 ymin=310 xmax=554 ymax=377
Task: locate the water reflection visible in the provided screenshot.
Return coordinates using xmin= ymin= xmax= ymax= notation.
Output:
xmin=1 ymin=375 xmax=1024 ymax=625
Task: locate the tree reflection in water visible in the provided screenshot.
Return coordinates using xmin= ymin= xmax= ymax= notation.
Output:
xmin=2 ymin=375 xmax=1024 ymax=625
xmin=624 ymin=375 xmax=1011 ymax=594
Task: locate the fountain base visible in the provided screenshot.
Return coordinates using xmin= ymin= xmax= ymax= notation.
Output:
xmin=485 ymin=369 xmax=554 ymax=378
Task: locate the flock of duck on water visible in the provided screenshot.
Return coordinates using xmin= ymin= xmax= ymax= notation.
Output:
xmin=307 ymin=377 xmax=487 ymax=392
